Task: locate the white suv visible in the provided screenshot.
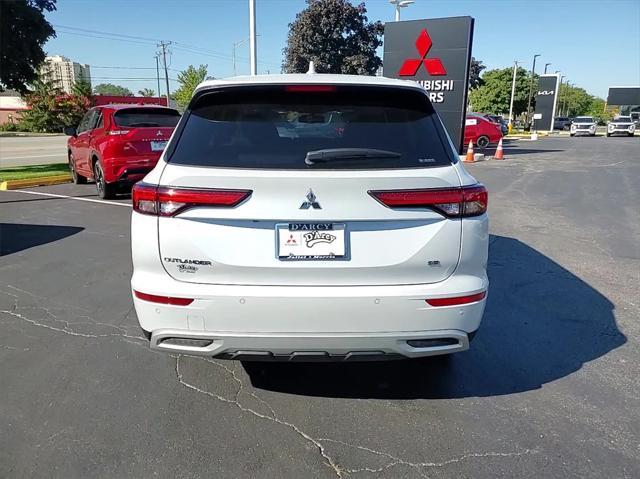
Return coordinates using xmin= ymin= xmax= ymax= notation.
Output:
xmin=131 ymin=74 xmax=488 ymax=361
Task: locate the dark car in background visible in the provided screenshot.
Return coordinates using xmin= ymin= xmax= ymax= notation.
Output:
xmin=65 ymin=104 xmax=180 ymax=199
xmin=553 ymin=117 xmax=572 ymax=130
xmin=481 ymin=113 xmax=509 ymax=135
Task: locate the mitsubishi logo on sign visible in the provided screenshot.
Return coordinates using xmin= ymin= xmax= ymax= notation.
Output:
xmin=399 ymin=29 xmax=447 ymax=77
xmin=383 ymin=16 xmax=475 ymax=153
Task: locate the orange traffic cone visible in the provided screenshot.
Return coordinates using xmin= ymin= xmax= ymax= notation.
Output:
xmin=464 ymin=140 xmax=474 ymax=162
xmin=494 ymin=138 xmax=504 ymax=160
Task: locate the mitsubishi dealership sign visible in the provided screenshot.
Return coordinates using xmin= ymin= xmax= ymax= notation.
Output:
xmin=383 ymin=17 xmax=475 ymax=152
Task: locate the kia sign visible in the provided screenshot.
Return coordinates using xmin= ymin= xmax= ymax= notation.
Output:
xmin=384 ymin=16 xmax=474 ymax=153
xmin=533 ymin=74 xmax=560 ymax=132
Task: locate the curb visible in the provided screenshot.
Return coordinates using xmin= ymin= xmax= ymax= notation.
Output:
xmin=0 ymin=174 xmax=72 ymax=190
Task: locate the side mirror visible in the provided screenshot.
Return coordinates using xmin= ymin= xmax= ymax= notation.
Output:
xmin=63 ymin=126 xmax=77 ymax=137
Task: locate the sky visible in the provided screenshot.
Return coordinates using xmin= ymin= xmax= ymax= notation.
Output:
xmin=43 ymin=0 xmax=640 ymax=99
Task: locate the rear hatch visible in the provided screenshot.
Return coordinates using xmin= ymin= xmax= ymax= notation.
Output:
xmin=110 ymin=107 xmax=180 ymax=157
xmin=156 ymin=84 xmax=464 ymax=286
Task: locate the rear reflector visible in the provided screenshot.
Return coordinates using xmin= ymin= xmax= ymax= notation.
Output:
xmin=426 ymin=291 xmax=486 ymax=307
xmin=132 ymin=183 xmax=252 ymax=216
xmin=134 ymin=290 xmax=194 ymax=306
xmin=285 ymin=85 xmax=337 ymax=92
xmin=369 ymin=184 xmax=488 ymax=217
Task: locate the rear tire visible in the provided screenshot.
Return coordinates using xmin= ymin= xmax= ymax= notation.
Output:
xmin=69 ymin=153 xmax=87 ymax=184
xmin=606 ymin=133 xmax=611 ymax=137
xmin=94 ymin=161 xmax=116 ymax=199
xmin=476 ymin=135 xmax=490 ymax=149
xmin=570 ymin=133 xmax=575 ymax=137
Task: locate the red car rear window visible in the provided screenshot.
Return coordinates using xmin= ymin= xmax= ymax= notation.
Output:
xmin=114 ymin=108 xmax=180 ymax=128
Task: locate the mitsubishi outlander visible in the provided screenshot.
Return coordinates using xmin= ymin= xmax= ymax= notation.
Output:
xmin=131 ymin=73 xmax=489 ymax=361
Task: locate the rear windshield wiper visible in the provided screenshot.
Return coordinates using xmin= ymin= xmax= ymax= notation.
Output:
xmin=305 ymin=148 xmax=401 ymax=166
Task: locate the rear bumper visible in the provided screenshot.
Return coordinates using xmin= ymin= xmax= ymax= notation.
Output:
xmin=103 ymin=156 xmax=159 ymax=183
xmin=131 ymin=275 xmax=488 ymax=359
xmin=149 ymin=328 xmax=472 ymax=360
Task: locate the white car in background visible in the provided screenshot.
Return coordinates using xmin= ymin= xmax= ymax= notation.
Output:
xmin=570 ymin=116 xmax=597 ymax=137
xmin=130 ymin=73 xmax=489 ymax=361
xmin=606 ymin=116 xmax=636 ymax=137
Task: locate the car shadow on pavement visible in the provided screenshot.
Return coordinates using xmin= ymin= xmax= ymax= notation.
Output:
xmin=0 ymin=223 xmax=84 ymax=256
xmin=242 ymin=235 xmax=626 ymax=399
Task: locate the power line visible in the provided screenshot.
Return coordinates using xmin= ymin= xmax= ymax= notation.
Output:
xmin=54 ymin=29 xmax=156 ymax=46
xmin=53 ymin=24 xmax=160 ymax=43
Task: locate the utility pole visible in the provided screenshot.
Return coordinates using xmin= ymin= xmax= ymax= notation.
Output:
xmin=526 ymin=54 xmax=541 ymax=126
xmin=158 ymin=41 xmax=172 ymax=105
xmin=508 ymin=61 xmax=519 ymax=133
xmin=544 ymin=62 xmax=551 ymax=74
xmin=155 ymin=54 xmax=162 ymax=105
xmin=249 ymin=0 xmax=257 ymax=75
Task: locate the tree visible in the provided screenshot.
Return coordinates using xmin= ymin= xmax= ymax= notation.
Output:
xmin=18 ymin=76 xmax=63 ymax=132
xmin=138 ymin=88 xmax=156 ymax=97
xmin=283 ymin=0 xmax=384 ymax=75
xmin=174 ymin=65 xmax=208 ymax=108
xmin=72 ymin=73 xmax=93 ymax=99
xmin=19 ymin=73 xmax=91 ymax=132
xmin=469 ymin=57 xmax=485 ymax=89
xmin=93 ymin=83 xmax=133 ymax=96
xmin=558 ymin=84 xmax=594 ymax=118
xmin=468 ymin=67 xmax=533 ymax=116
xmin=0 ymin=0 xmax=57 ymax=93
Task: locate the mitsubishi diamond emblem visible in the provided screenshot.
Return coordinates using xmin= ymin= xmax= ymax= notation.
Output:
xmin=156 ymin=130 xmax=163 ymax=136
xmin=300 ymin=189 xmax=321 ymax=209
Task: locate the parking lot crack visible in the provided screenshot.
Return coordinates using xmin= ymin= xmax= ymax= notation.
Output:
xmin=174 ymin=355 xmax=344 ymax=478
xmin=318 ymin=438 xmax=538 ymax=476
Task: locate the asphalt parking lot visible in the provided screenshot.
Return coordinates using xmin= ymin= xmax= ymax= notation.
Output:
xmin=1 ymin=136 xmax=639 ymax=478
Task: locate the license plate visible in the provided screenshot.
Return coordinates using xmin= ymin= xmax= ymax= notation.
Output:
xmin=277 ymin=223 xmax=346 ymax=260
xmin=150 ymin=141 xmax=167 ymax=152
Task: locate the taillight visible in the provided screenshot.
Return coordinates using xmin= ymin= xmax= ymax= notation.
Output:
xmin=132 ymin=183 xmax=251 ymax=216
xmin=426 ymin=291 xmax=486 ymax=307
xmin=368 ymin=184 xmax=487 ymax=217
xmin=134 ymin=290 xmax=194 ymax=306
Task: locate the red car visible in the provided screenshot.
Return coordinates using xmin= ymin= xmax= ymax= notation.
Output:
xmin=65 ymin=104 xmax=180 ymax=199
xmin=464 ymin=113 xmax=502 ymax=149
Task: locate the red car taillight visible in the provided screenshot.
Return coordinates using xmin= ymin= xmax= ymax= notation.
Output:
xmin=132 ymin=183 xmax=252 ymax=216
xmin=368 ymin=185 xmax=488 ymax=217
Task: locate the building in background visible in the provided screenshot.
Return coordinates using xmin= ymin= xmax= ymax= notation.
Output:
xmin=0 ymin=90 xmax=28 ymax=124
xmin=40 ymin=55 xmax=91 ymax=93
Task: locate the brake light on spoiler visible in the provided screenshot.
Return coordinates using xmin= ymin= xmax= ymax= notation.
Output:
xmin=132 ymin=183 xmax=252 ymax=216
xmin=369 ymin=185 xmax=488 ymax=217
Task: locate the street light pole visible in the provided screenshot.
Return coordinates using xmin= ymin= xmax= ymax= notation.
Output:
xmin=508 ymin=60 xmax=519 ymax=133
xmin=389 ymin=0 xmax=415 ymax=21
xmin=559 ymin=75 xmax=565 ymax=115
xmin=155 ymin=54 xmax=162 ymax=105
xmin=232 ymin=38 xmax=250 ymax=76
xmin=544 ymin=63 xmax=551 ymax=74
xmin=526 ymin=54 xmax=541 ymax=126
xmin=249 ymin=0 xmax=257 ymax=75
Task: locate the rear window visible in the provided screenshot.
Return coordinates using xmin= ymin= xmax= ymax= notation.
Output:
xmin=114 ymin=108 xmax=180 ymax=127
xmin=168 ymin=85 xmax=455 ymax=169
